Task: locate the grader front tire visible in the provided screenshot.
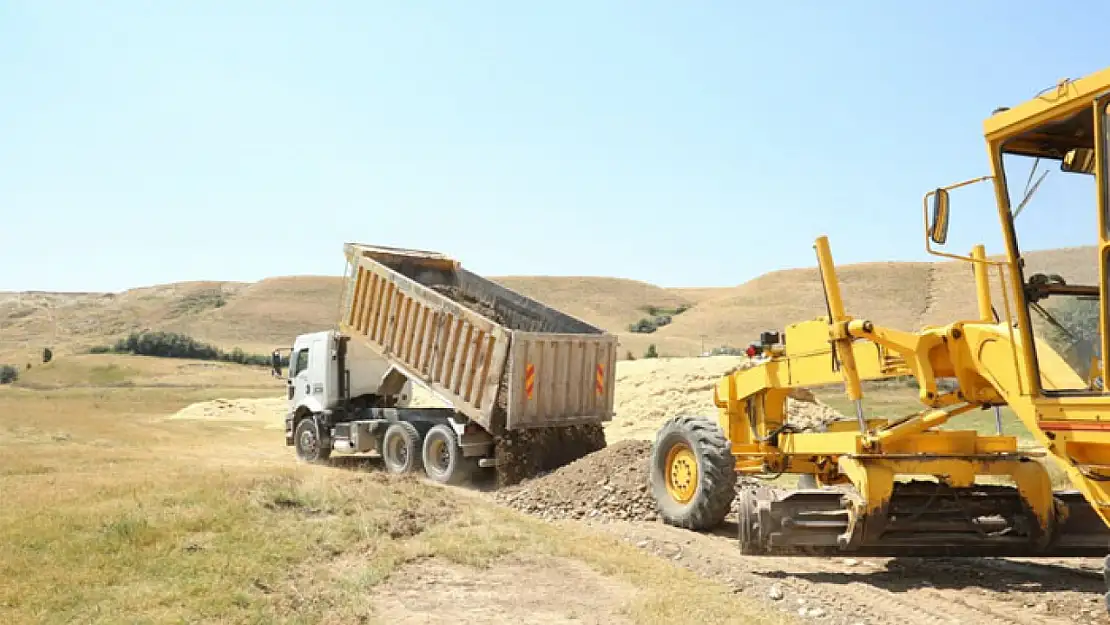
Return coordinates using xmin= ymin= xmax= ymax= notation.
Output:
xmin=649 ymin=415 xmax=736 ymax=530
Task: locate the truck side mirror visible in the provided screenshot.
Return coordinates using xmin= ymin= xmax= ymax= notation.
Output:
xmin=929 ymin=189 xmax=950 ymax=245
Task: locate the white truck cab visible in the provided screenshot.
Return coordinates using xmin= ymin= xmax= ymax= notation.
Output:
xmin=285 ymin=330 xmax=413 ymax=419
xmin=281 ymin=329 xmax=494 ymax=485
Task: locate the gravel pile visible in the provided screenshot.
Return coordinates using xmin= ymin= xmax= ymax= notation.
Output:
xmin=492 ymin=423 xmax=607 ymax=488
xmin=429 ymin=284 xmax=511 ymax=327
xmin=494 ymin=439 xmax=658 ymax=522
xmin=494 ymin=388 xmax=846 ymax=522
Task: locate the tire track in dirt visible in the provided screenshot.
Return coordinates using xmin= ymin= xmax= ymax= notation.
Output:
xmin=589 ymin=519 xmax=1108 ymax=625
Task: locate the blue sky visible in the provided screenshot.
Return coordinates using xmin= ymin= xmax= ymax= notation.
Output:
xmin=2 ymin=1 xmax=1107 ymax=292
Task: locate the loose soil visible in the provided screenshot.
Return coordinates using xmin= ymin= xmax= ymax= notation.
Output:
xmin=606 ymin=356 xmax=843 ymax=443
xmin=373 ymin=554 xmax=639 ymax=625
xmin=494 ymin=439 xmax=657 ymax=521
xmin=596 ymin=519 xmax=1109 ymax=625
xmin=493 ymin=434 xmax=1110 ymax=625
xmin=492 ymin=423 xmax=607 ymax=488
xmin=166 ymin=397 xmax=287 ymax=429
xmin=429 ymin=284 xmax=512 ymax=327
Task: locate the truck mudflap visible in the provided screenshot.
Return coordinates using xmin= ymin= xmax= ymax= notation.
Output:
xmin=492 ymin=422 xmax=606 ymax=487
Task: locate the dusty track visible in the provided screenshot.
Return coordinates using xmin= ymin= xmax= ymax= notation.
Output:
xmin=582 ymin=518 xmax=1109 ymax=625
xmin=481 ymin=437 xmax=1110 ymax=624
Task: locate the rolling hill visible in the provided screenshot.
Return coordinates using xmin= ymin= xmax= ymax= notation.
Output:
xmin=0 ymin=245 xmax=1097 ymax=364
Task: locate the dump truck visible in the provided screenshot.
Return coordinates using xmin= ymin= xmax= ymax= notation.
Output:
xmin=647 ymin=67 xmax=1110 ymax=607
xmin=283 ymin=243 xmax=618 ymax=486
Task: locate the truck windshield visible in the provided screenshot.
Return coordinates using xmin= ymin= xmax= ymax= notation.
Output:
xmin=1001 ymin=146 xmax=1100 ymax=389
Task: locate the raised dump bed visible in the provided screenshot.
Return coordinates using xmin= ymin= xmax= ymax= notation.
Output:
xmin=338 ymin=243 xmax=617 ymax=434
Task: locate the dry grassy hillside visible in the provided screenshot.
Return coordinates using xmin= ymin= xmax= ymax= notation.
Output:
xmin=0 ymin=245 xmax=1096 ymax=363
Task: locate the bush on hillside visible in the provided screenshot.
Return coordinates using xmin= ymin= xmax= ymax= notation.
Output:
xmin=0 ymin=365 xmax=19 ymax=384
xmin=90 ymin=331 xmax=287 ymax=368
xmin=644 ymin=344 xmax=659 ymax=359
xmin=628 ymin=303 xmax=690 ymax=334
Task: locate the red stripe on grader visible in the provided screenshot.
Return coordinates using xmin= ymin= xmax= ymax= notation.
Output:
xmin=1039 ymin=421 xmax=1110 ymax=432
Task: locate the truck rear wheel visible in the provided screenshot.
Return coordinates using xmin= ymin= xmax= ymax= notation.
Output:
xmin=294 ymin=417 xmax=331 ymax=464
xmin=422 ymin=424 xmax=476 ymax=485
xmin=649 ymin=415 xmax=735 ymax=530
xmin=382 ymin=421 xmax=422 ymax=474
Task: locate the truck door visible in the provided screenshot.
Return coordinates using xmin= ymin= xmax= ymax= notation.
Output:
xmin=307 ymin=336 xmax=328 ymax=403
xmin=289 ymin=345 xmax=312 ymax=407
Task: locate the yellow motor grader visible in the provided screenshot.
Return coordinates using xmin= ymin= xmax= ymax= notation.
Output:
xmin=649 ymin=67 xmax=1110 ymax=592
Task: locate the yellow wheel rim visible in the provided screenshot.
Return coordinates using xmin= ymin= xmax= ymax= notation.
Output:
xmin=664 ymin=442 xmax=698 ymax=504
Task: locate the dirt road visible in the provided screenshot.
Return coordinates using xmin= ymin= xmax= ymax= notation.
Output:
xmin=591 ymin=518 xmax=1108 ymax=625
xmin=490 ymin=438 xmax=1110 ymax=625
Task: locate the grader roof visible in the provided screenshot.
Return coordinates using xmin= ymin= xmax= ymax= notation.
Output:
xmin=984 ymin=66 xmax=1110 ymax=159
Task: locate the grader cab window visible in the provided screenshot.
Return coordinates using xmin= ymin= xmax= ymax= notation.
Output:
xmin=999 ymin=106 xmax=1102 ymax=391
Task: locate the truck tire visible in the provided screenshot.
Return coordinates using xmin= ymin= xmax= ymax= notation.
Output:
xmin=422 ymin=424 xmax=476 ymax=485
xmin=382 ymin=421 xmax=422 ymax=474
xmin=649 ymin=415 xmax=735 ymax=530
xmin=294 ymin=417 xmax=331 ymax=463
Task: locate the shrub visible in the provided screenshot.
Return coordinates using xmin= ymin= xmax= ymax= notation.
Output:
xmin=89 ymin=331 xmax=286 ymax=368
xmin=0 ymin=365 xmax=19 ymax=384
xmin=644 ymin=344 xmax=659 ymax=359
xmin=628 ymin=304 xmax=688 ymax=334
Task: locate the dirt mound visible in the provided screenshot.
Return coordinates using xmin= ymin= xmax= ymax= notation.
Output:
xmin=166 ymin=397 xmax=285 ymax=429
xmin=494 ymin=439 xmax=657 ymax=522
xmin=606 ymin=356 xmax=844 ymax=442
xmin=493 ymin=423 xmax=607 ymax=488
xmin=786 ymin=394 xmax=843 ymax=429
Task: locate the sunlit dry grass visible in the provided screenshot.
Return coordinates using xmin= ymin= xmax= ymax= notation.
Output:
xmin=0 ymin=357 xmax=782 ymax=625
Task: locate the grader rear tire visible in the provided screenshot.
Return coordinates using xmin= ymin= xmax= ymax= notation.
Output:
xmin=649 ymin=415 xmax=736 ymax=530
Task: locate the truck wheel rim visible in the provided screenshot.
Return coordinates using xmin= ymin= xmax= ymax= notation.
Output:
xmin=389 ymin=435 xmax=406 ymax=465
xmin=299 ymin=429 xmax=318 ymax=457
xmin=429 ymin=437 xmax=449 ymax=472
xmin=665 ymin=442 xmax=698 ymax=504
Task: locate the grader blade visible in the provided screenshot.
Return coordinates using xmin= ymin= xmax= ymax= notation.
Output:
xmin=735 ymin=483 xmax=1110 ymax=557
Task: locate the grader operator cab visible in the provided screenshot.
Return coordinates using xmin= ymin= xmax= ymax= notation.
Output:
xmin=648 ymin=67 xmax=1110 ymax=603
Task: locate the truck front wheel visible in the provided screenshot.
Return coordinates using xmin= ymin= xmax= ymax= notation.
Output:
xmin=422 ymin=424 xmax=476 ymax=485
xmin=294 ymin=417 xmax=332 ymax=463
xmin=382 ymin=421 xmax=423 ymax=474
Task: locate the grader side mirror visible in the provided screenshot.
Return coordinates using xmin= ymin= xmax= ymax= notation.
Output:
xmin=929 ymin=189 xmax=950 ymax=245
